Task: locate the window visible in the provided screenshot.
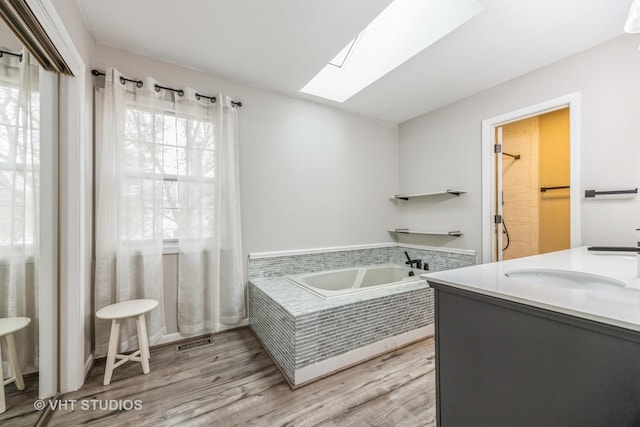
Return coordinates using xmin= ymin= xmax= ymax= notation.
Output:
xmin=122 ymin=103 xmax=215 ymax=242
xmin=301 ymin=0 xmax=484 ymax=102
xmin=0 ymin=70 xmax=39 ymax=248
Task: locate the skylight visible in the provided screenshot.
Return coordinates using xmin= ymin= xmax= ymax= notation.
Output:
xmin=300 ymin=0 xmax=484 ymax=103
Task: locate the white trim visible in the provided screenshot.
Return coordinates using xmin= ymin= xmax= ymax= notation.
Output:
xmin=249 ymin=243 xmax=396 ymax=259
xmin=396 ymin=242 xmax=476 ymax=256
xmin=294 ymin=325 xmax=433 ymax=385
xmin=24 ymin=0 xmax=83 ymax=76
xmin=58 ymin=67 xmax=88 ymax=393
xmin=481 ymin=93 xmax=581 ymax=264
xmin=162 ymin=245 xmax=179 ymax=255
xmin=83 ymin=354 xmax=94 ymax=380
xmin=249 ymin=242 xmax=476 ymax=260
xmin=38 ymin=67 xmax=58 ymax=399
xmin=29 ymin=0 xmax=90 ymax=393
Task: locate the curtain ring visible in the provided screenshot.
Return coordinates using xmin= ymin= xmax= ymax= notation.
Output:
xmin=119 ymin=76 xmax=126 ymax=85
xmin=136 ymin=81 xmax=143 ymax=88
xmin=178 ymin=89 xmax=184 ymax=97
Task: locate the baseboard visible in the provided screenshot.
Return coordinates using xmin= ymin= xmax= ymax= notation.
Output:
xmin=152 ymin=319 xmax=250 ymax=346
xmin=83 ymin=354 xmax=94 ymax=381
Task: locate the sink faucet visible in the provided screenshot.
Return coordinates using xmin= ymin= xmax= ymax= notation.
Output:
xmin=587 ymin=238 xmax=640 ymax=277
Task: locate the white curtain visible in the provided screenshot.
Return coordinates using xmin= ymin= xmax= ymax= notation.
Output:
xmin=94 ymin=69 xmax=167 ymax=355
xmin=95 ymin=67 xmax=245 ymax=352
xmin=0 ymin=51 xmax=40 ymax=377
xmin=176 ymin=91 xmax=245 ymax=334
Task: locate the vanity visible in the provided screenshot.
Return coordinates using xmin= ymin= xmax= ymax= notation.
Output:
xmin=424 ymin=247 xmax=640 ymax=426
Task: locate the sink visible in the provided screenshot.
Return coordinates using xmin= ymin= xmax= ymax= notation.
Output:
xmin=504 ymin=269 xmax=625 ymax=290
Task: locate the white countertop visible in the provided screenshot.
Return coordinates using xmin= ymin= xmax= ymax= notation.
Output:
xmin=422 ymin=246 xmax=640 ymax=332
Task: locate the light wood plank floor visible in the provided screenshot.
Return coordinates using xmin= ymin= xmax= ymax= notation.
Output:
xmin=48 ymin=328 xmax=436 ymax=427
xmin=0 ymin=372 xmax=41 ymax=427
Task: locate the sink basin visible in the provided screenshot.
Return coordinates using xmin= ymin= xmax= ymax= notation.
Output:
xmin=504 ymin=269 xmax=625 ymax=290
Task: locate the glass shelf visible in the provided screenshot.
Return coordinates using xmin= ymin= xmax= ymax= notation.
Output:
xmin=388 ymin=229 xmax=462 ymax=237
xmin=393 ymin=189 xmax=465 ymax=200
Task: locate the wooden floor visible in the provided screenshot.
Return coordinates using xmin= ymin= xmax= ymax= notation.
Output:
xmin=48 ymin=328 xmax=436 ymax=427
xmin=0 ymin=372 xmax=42 ymax=427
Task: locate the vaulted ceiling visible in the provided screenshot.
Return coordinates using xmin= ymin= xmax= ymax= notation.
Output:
xmin=73 ymin=0 xmax=632 ymax=123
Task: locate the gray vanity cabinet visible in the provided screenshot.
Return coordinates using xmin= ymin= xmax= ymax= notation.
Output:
xmin=429 ymin=281 xmax=640 ymax=426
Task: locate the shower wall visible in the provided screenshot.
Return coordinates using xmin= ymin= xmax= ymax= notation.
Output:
xmin=501 ymin=108 xmax=570 ymax=260
xmin=501 ymin=117 xmax=540 ymax=260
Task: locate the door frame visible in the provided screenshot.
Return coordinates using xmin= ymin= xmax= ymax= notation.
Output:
xmin=26 ymin=0 xmax=90 ymax=395
xmin=481 ymin=93 xmax=581 ymax=264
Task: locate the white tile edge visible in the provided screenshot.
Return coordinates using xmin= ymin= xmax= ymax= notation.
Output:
xmin=294 ymin=325 xmax=434 ymax=385
xmin=248 ymin=243 xmax=396 ymax=259
xmin=249 ymin=242 xmax=476 ymax=260
xmin=397 ymin=242 xmax=477 ymax=257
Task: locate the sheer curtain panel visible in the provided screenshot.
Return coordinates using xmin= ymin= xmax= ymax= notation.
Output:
xmin=176 ymin=91 xmax=245 ymax=334
xmin=94 ymin=68 xmax=167 ymax=355
xmin=0 ymin=51 xmax=40 ymax=377
xmin=94 ymin=68 xmax=245 ymax=351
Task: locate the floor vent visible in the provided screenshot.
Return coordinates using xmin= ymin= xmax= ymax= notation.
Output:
xmin=176 ymin=337 xmax=214 ymax=353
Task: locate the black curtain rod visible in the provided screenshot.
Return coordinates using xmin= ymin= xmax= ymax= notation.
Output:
xmin=0 ymin=49 xmax=22 ymax=60
xmin=195 ymin=93 xmax=216 ymax=103
xmin=91 ymin=69 xmax=242 ymax=107
xmin=91 ymin=69 xmax=143 ymax=88
xmin=154 ymin=83 xmax=184 ymax=97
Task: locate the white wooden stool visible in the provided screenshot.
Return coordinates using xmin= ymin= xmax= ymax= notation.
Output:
xmin=96 ymin=299 xmax=158 ymax=386
xmin=0 ymin=317 xmax=31 ymax=414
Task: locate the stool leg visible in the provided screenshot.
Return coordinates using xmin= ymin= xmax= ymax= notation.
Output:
xmin=103 ymin=319 xmax=121 ymax=386
xmin=136 ymin=314 xmax=150 ymax=374
xmin=5 ymin=334 xmax=24 ymax=390
xmin=0 ymin=338 xmax=6 ymax=414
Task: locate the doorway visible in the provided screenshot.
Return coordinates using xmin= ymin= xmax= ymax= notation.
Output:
xmin=496 ymin=108 xmax=570 ymax=260
xmin=481 ymin=93 xmax=581 ymax=264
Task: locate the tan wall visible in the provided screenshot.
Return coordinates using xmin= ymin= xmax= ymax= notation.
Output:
xmin=538 ymin=108 xmax=570 ymax=253
xmin=501 ymin=118 xmax=539 ymax=260
xmin=500 ymin=108 xmax=570 ymax=260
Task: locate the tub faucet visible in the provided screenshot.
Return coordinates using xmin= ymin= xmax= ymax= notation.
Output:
xmin=404 ymin=251 xmax=422 ymax=269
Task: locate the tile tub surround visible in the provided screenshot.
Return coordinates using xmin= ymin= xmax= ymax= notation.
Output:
xmin=249 ymin=276 xmax=432 ymax=386
xmin=248 ymin=244 xmax=475 ymax=386
xmin=248 ymin=243 xmax=476 ymax=279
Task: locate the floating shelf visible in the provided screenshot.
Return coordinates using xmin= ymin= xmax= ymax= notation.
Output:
xmin=388 ymin=228 xmax=463 ymax=237
xmin=393 ymin=189 xmax=465 ymax=200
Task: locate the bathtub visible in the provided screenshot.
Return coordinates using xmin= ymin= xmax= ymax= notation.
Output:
xmin=286 ymin=264 xmax=426 ymax=298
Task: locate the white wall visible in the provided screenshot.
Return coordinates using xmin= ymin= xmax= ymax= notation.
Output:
xmin=398 ymin=34 xmax=640 ymax=258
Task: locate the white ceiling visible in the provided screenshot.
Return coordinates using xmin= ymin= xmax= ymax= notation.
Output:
xmin=73 ymin=0 xmax=633 ymax=123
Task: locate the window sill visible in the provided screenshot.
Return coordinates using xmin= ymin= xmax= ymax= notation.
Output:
xmin=163 ymin=245 xmax=179 ymax=255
